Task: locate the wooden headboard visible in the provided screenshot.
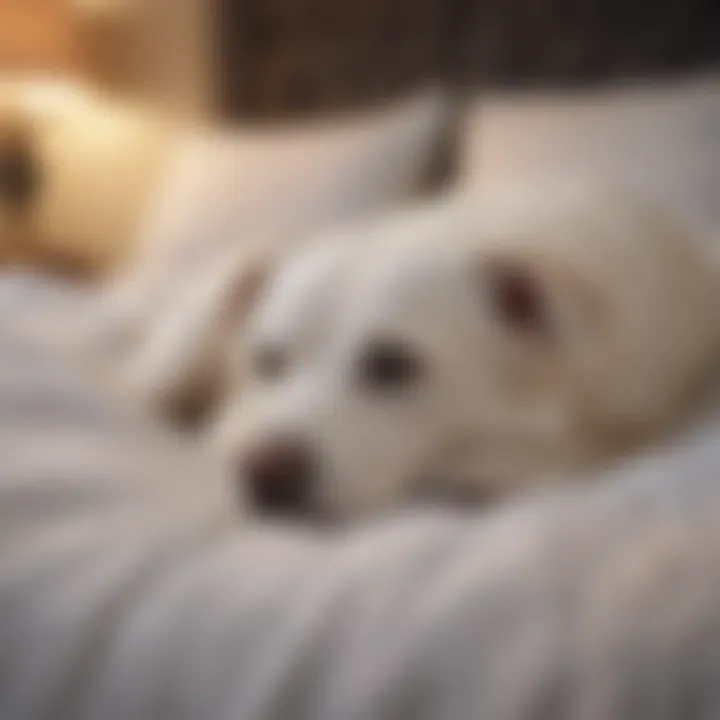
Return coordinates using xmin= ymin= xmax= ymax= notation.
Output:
xmin=215 ymin=0 xmax=720 ymax=121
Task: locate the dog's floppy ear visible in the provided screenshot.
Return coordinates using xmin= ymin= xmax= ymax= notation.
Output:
xmin=125 ymin=239 xmax=276 ymax=426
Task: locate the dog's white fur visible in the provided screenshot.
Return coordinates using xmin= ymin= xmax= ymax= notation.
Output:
xmin=207 ymin=182 xmax=720 ymax=519
xmin=112 ymin=181 xmax=719 ymax=520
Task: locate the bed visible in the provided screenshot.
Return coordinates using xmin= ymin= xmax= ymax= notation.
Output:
xmin=1 ymin=272 xmax=720 ymax=720
xmin=2 ymin=1 xmax=720 ymax=717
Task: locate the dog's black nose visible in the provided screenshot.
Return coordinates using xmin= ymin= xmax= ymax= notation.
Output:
xmin=240 ymin=439 xmax=315 ymax=517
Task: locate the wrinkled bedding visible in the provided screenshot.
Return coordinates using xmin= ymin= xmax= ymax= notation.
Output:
xmin=1 ymin=273 xmax=720 ymax=720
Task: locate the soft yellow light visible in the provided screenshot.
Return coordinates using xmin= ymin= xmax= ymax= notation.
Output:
xmin=0 ymin=76 xmax=96 ymax=119
xmin=73 ymin=0 xmax=134 ymax=18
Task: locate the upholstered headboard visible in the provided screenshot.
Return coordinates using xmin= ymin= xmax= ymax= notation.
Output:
xmin=214 ymin=0 xmax=720 ymax=120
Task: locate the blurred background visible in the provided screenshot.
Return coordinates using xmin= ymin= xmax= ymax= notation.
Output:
xmin=1 ymin=0 xmax=717 ymax=119
xmin=0 ymin=0 xmax=718 ymax=277
xmin=0 ymin=0 xmax=209 ymax=117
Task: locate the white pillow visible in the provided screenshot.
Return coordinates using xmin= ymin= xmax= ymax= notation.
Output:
xmin=123 ymin=90 xmax=448 ymax=298
xmin=458 ymin=72 xmax=720 ymax=235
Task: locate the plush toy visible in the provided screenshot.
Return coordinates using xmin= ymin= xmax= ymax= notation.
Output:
xmin=0 ymin=90 xmax=171 ymax=279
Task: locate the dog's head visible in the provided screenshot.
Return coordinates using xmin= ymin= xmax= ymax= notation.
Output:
xmin=213 ymin=188 xmax=648 ymax=522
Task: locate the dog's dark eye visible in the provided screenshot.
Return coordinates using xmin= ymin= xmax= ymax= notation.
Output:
xmin=487 ymin=262 xmax=547 ymax=333
xmin=358 ymin=340 xmax=425 ymax=392
xmin=252 ymin=345 xmax=287 ymax=381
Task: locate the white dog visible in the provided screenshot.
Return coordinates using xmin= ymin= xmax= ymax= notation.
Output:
xmin=204 ymin=182 xmax=720 ymax=521
xmin=113 ymin=181 xmax=720 ymax=522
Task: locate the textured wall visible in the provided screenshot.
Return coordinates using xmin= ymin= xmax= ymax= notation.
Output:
xmin=215 ymin=0 xmax=720 ymax=120
xmin=0 ymin=0 xmax=79 ymax=73
xmin=215 ymin=0 xmax=447 ymax=121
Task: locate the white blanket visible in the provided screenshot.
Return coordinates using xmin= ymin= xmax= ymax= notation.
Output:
xmin=1 ymin=275 xmax=720 ymax=720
